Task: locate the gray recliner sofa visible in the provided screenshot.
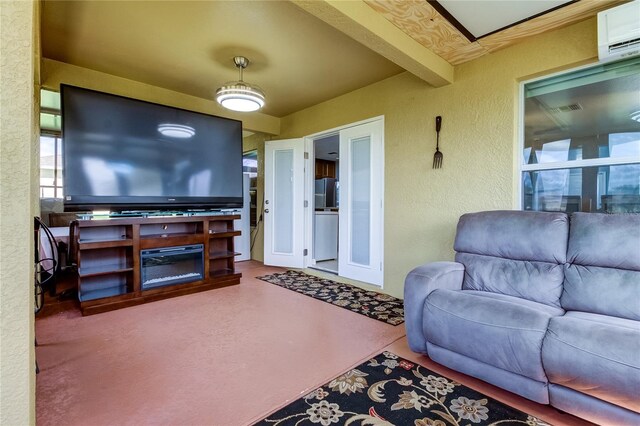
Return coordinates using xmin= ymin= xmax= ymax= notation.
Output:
xmin=405 ymin=210 xmax=640 ymax=425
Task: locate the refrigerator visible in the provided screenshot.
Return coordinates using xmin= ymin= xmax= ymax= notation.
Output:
xmin=315 ymin=178 xmax=337 ymax=208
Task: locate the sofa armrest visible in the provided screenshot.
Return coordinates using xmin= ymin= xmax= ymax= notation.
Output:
xmin=404 ymin=261 xmax=465 ymax=353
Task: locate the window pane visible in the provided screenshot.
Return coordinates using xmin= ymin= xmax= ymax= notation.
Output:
xmin=242 ymin=150 xmax=258 ymax=228
xmin=40 ymin=136 xmax=56 ymax=187
xmin=56 ymin=137 xmax=63 ymax=170
xmin=242 ymin=150 xmax=258 ymax=177
xmin=523 ymin=164 xmax=640 ymax=213
xmin=273 ymin=149 xmax=293 ymax=254
xmin=40 ymin=112 xmax=62 ymax=132
xmin=40 ymin=89 xmax=60 ymax=110
xmin=524 ymin=57 xmax=640 ymax=165
xmin=41 ymin=187 xmax=55 ymax=198
xmin=350 ymin=136 xmax=371 ymax=266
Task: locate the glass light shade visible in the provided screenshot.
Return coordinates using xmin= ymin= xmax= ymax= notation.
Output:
xmin=216 ymin=82 xmax=265 ymax=112
xmin=157 ymin=124 xmax=196 ymax=138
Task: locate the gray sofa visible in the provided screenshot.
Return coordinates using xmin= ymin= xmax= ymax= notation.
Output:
xmin=405 ymin=210 xmax=640 ymax=425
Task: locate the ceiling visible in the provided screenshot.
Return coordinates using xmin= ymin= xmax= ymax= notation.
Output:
xmin=41 ymin=0 xmax=403 ymax=118
xmin=41 ymin=0 xmax=623 ymax=120
xmin=314 ymin=134 xmax=340 ymax=161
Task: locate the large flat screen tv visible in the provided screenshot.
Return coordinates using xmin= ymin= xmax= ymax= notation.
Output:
xmin=61 ymin=85 xmax=243 ymax=212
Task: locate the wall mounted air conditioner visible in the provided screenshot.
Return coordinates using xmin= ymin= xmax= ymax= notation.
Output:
xmin=597 ymin=0 xmax=640 ymax=62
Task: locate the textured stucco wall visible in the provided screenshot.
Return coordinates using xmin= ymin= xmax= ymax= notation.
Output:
xmin=0 ymin=1 xmax=38 ymax=424
xmin=276 ymin=18 xmax=598 ymax=298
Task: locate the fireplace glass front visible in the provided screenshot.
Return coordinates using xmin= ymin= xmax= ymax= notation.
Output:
xmin=141 ymin=244 xmax=204 ymax=290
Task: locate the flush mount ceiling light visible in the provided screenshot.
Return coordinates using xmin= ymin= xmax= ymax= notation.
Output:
xmin=158 ymin=124 xmax=196 ymax=138
xmin=216 ymin=56 xmax=265 ymax=112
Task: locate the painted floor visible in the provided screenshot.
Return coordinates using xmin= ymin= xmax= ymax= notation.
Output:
xmin=35 ymin=261 xmax=588 ymax=425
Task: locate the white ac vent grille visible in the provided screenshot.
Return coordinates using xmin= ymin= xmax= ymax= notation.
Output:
xmin=609 ymin=38 xmax=640 ymax=53
xmin=547 ymin=104 xmax=583 ymax=113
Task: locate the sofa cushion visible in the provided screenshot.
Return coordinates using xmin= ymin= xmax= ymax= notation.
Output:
xmin=454 ymin=210 xmax=569 ymax=263
xmin=456 ymin=253 xmax=564 ymax=307
xmin=424 ymin=289 xmax=563 ymax=382
xmin=563 ymin=265 xmax=640 ymax=321
xmin=567 ymin=212 xmax=640 ymax=270
xmin=542 ymin=311 xmax=640 ymax=413
xmin=454 ymin=211 xmax=568 ymax=307
xmin=562 ymin=213 xmax=640 ymax=320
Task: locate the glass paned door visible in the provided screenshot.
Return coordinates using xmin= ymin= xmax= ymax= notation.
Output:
xmin=339 ymin=120 xmax=384 ymax=286
xmin=263 ymin=139 xmax=305 ymax=268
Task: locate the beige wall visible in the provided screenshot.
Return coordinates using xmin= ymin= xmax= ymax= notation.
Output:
xmin=0 ymin=1 xmax=39 ymax=424
xmin=41 ymin=59 xmax=281 ymax=136
xmin=276 ymin=18 xmax=598 ymax=298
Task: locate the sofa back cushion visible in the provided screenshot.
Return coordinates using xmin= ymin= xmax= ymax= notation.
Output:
xmin=562 ymin=212 xmax=640 ymax=320
xmin=454 ymin=210 xmax=569 ymax=307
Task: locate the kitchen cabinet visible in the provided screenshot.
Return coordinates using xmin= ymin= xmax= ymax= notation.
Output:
xmin=315 ymin=159 xmax=336 ymax=179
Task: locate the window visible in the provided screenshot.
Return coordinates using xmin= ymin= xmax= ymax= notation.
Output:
xmin=40 ymin=89 xmax=63 ymax=198
xmin=521 ymin=57 xmax=640 ymax=213
xmin=243 ymin=150 xmax=258 ymax=227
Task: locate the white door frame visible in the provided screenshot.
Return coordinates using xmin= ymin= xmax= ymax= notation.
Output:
xmin=303 ymin=116 xmax=385 ymax=287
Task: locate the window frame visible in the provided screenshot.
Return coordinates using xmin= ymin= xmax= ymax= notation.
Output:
xmin=517 ymin=60 xmax=640 ymax=211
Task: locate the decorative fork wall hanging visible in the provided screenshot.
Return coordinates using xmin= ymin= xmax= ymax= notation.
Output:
xmin=433 ymin=116 xmax=443 ymax=169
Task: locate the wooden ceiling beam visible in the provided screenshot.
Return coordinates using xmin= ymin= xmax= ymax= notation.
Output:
xmin=291 ymin=0 xmax=454 ymax=87
xmin=364 ymin=0 xmax=625 ymax=66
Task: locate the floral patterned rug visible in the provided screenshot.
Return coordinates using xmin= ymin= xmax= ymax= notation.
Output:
xmin=255 ymin=352 xmax=547 ymax=426
xmin=257 ymin=270 xmax=404 ymax=325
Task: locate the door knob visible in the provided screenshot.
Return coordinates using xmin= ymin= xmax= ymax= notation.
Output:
xmin=265 ymin=209 xmax=270 ymax=213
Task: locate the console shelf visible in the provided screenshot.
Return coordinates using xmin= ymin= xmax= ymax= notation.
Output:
xmin=72 ymin=215 xmax=241 ymax=315
xmin=209 ymin=251 xmax=241 ymax=260
xmin=79 ymin=239 xmax=134 ymax=249
xmin=79 ymin=265 xmax=134 ymax=278
xmin=209 ymin=230 xmax=242 ymax=238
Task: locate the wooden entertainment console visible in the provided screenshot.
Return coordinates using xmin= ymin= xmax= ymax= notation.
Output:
xmin=71 ymin=214 xmax=241 ymax=315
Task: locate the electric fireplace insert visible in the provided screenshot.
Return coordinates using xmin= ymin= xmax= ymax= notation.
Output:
xmin=140 ymin=244 xmax=204 ymax=290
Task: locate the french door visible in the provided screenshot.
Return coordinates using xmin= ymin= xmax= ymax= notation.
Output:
xmin=264 ymin=119 xmax=384 ymax=287
xmin=263 ymin=139 xmax=305 ymax=268
xmin=338 ymin=121 xmax=384 ymax=286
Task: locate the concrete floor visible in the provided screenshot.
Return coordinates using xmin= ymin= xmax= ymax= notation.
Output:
xmin=35 ymin=261 xmax=588 ymax=426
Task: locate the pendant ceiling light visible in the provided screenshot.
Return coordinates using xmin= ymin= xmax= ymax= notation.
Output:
xmin=216 ymin=56 xmax=265 ymax=112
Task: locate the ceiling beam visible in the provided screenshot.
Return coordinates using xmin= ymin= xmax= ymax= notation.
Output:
xmin=292 ymin=0 xmax=454 ymax=87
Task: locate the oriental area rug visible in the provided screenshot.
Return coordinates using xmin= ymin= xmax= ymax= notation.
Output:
xmin=257 ymin=270 xmax=404 ymax=325
xmin=254 ymin=352 xmax=548 ymax=426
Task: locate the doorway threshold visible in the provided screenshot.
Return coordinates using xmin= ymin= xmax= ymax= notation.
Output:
xmin=310 ymin=260 xmax=338 ymax=274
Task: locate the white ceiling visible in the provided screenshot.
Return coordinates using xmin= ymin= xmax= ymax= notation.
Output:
xmin=438 ymin=0 xmax=574 ymax=38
